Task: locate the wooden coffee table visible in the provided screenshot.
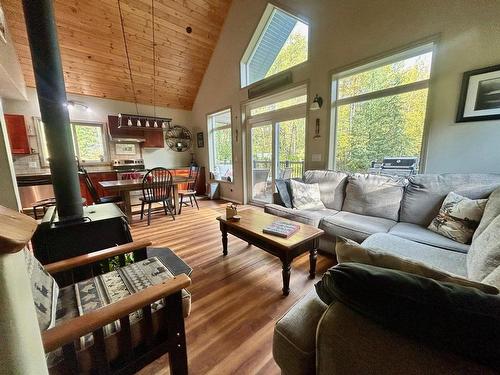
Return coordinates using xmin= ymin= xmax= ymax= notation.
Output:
xmin=216 ymin=210 xmax=324 ymax=296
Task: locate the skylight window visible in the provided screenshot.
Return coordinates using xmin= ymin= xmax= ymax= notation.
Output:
xmin=241 ymin=4 xmax=308 ymax=87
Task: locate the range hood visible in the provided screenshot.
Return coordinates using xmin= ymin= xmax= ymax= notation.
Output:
xmin=111 ymin=136 xmax=146 ymax=143
xmin=108 ymin=115 xmax=146 ymax=143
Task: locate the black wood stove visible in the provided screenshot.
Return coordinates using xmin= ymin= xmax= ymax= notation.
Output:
xmin=32 ymin=203 xmax=133 ymax=265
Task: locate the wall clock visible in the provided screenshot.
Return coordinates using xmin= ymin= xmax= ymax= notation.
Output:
xmin=165 ymin=125 xmax=192 ymax=152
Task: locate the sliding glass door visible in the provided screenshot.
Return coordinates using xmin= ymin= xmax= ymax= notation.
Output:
xmin=251 ymin=123 xmax=273 ymax=202
xmin=246 ymin=85 xmax=308 ymax=204
xmin=248 ymin=116 xmax=306 ymax=204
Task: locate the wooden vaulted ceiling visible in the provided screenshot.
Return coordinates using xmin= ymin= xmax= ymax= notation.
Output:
xmin=2 ymin=0 xmax=232 ymax=110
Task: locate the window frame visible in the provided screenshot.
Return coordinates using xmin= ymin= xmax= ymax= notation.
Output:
xmin=240 ymin=3 xmax=309 ymax=88
xmin=328 ymin=41 xmax=437 ymax=172
xmin=207 ymin=107 xmax=234 ymax=183
xmin=36 ymin=118 xmax=109 ymax=167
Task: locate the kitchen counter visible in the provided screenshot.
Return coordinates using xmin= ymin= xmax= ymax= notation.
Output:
xmin=16 ymin=165 xmax=194 ymax=178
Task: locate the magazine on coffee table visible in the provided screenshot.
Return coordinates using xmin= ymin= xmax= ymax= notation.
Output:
xmin=263 ymin=221 xmax=300 ymax=238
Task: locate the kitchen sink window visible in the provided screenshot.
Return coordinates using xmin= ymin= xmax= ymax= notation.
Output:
xmin=37 ymin=118 xmax=109 ymax=165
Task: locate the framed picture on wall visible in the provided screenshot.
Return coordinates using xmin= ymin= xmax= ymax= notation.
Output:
xmin=456 ymin=64 xmax=500 ymax=122
xmin=197 ymin=132 xmax=204 ymax=148
xmin=115 ymin=143 xmax=136 ymax=155
xmin=0 ymin=5 xmax=7 ymax=43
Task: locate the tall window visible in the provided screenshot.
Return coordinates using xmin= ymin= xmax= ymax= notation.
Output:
xmin=330 ymin=43 xmax=434 ymax=173
xmin=208 ymin=108 xmax=233 ymax=182
xmin=37 ymin=119 xmax=108 ymax=165
xmin=240 ymin=4 xmax=308 ymax=87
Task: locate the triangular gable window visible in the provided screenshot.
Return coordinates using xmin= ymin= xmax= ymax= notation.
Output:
xmin=240 ymin=4 xmax=308 ymax=87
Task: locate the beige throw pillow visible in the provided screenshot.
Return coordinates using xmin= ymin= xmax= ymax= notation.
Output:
xmin=428 ymin=192 xmax=487 ymax=244
xmin=290 ymin=180 xmax=325 ymax=210
xmin=335 ymin=237 xmax=498 ymax=295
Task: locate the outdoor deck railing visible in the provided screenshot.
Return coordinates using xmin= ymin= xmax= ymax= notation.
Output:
xmin=252 ymin=160 xmax=304 ymax=179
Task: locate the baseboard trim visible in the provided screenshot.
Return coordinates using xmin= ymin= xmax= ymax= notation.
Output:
xmin=220 ymin=196 xmax=243 ymax=204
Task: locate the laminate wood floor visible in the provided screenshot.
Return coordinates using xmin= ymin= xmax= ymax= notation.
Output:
xmin=131 ymin=199 xmax=335 ymax=375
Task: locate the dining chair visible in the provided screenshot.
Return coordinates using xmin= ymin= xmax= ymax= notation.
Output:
xmin=178 ymin=166 xmax=200 ymax=214
xmin=80 ymin=168 xmax=123 ymax=205
xmin=140 ymin=167 xmax=176 ymax=225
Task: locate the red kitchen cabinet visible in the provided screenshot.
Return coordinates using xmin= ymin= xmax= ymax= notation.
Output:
xmin=108 ymin=115 xmax=164 ymax=148
xmin=79 ymin=171 xmax=118 ymax=204
xmin=143 ymin=131 xmax=164 ymax=148
xmin=4 ymin=114 xmax=30 ymax=154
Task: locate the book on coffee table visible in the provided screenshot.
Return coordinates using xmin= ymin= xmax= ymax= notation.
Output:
xmin=263 ymin=221 xmax=300 ymax=238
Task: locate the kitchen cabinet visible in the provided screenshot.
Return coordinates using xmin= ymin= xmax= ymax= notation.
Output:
xmin=4 ymin=114 xmax=30 ymax=154
xmin=143 ymin=130 xmax=165 ymax=148
xmin=108 ymin=115 xmax=164 ymax=148
xmin=79 ymin=171 xmax=118 ymax=204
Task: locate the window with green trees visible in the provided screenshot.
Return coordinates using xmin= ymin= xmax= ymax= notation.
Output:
xmin=331 ymin=44 xmax=434 ymax=173
xmin=208 ymin=108 xmax=233 ymax=181
xmin=38 ymin=119 xmax=108 ymax=165
xmin=240 ymin=4 xmax=308 ymax=87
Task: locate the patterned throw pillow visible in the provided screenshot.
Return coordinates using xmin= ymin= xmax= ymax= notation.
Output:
xmin=290 ymin=179 xmax=325 ymax=210
xmin=428 ymin=192 xmax=487 ymax=244
xmin=23 ymin=248 xmax=59 ymax=331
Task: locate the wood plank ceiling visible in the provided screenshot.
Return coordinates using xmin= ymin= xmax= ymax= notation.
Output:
xmin=2 ymin=0 xmax=232 ymax=110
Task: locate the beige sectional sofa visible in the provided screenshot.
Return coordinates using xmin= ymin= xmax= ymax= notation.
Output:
xmin=265 ymin=171 xmax=500 ymax=271
xmin=267 ymin=170 xmax=500 ymax=374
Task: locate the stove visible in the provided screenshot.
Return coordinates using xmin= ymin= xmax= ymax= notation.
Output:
xmin=112 ymin=159 xmax=146 ymax=172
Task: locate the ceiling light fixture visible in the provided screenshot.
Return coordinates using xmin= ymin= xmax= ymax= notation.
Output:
xmin=116 ymin=0 xmax=174 ymax=131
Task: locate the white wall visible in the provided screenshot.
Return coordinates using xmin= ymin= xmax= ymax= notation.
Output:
xmin=3 ymin=88 xmax=194 ymax=170
xmin=0 ymin=10 xmax=26 ymax=101
xmin=192 ymin=0 xmax=500 ymax=203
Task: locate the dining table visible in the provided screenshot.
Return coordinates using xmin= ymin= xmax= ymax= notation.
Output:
xmin=99 ymin=176 xmax=194 ymax=222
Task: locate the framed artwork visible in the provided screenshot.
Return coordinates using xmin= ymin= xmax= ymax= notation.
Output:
xmin=0 ymin=5 xmax=7 ymax=43
xmin=115 ymin=143 xmax=136 ymax=155
xmin=456 ymin=64 xmax=500 ymax=122
xmin=197 ymin=132 xmax=204 ymax=148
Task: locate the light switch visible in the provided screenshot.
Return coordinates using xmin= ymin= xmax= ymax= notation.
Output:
xmin=311 ymin=153 xmax=322 ymax=162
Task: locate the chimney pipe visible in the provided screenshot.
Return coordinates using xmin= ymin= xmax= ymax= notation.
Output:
xmin=22 ymin=0 xmax=83 ymax=221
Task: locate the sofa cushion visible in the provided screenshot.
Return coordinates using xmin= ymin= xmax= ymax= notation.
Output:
xmin=389 ymin=222 xmax=470 ymax=253
xmin=23 ymin=248 xmax=59 ymax=331
xmin=427 ymin=192 xmax=487 ymax=244
xmin=362 ymin=233 xmax=467 ymax=276
xmin=483 ymin=265 xmax=500 ymax=290
xmin=400 ymin=173 xmax=500 ymax=226
xmin=290 ymin=180 xmax=326 ymax=210
xmin=336 ymin=237 xmax=497 ymax=294
xmin=473 ymin=186 xmax=500 ymax=240
xmin=303 ymin=170 xmax=349 ymax=210
xmin=342 ymin=173 xmax=406 ymax=221
xmin=264 ymin=203 xmax=338 ymax=227
xmin=275 ymin=179 xmax=293 ymax=208
xmin=467 ymin=214 xmax=500 ymax=282
xmin=320 ymin=211 xmax=397 ymax=243
xmin=315 ymin=263 xmax=500 ymax=370
xmin=273 ymin=289 xmax=327 ymax=375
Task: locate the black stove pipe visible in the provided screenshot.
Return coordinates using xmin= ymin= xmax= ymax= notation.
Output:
xmin=22 ymin=0 xmax=83 ymax=221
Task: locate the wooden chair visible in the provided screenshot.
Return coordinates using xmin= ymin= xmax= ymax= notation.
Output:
xmin=80 ymin=168 xmax=123 ymax=205
xmin=178 ymin=166 xmax=200 ymax=214
xmin=140 ymin=167 xmax=176 ymax=225
xmin=0 ymin=205 xmax=191 ymax=375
